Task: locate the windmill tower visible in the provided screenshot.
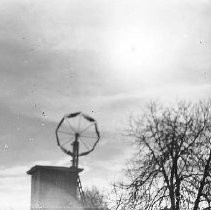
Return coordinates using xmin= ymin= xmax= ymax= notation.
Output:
xmin=27 ymin=112 xmax=100 ymax=209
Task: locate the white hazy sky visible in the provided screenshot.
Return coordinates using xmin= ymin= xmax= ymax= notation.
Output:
xmin=0 ymin=0 xmax=210 ymax=209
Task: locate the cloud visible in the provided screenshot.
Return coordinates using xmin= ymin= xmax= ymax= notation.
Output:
xmin=0 ymin=165 xmax=30 ymax=209
xmin=0 ymin=103 xmax=64 ymax=167
xmin=79 ymin=140 xmax=133 ymax=190
xmin=1 ymin=0 xmax=210 ymax=123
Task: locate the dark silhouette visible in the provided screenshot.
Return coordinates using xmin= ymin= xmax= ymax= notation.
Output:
xmin=83 ymin=187 xmax=109 ymax=210
xmin=113 ymin=100 xmax=211 ymax=210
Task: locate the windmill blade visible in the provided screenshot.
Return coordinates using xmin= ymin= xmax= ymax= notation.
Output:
xmin=82 ymin=113 xmax=95 ymax=122
xmin=67 ymin=112 xmax=81 ymax=118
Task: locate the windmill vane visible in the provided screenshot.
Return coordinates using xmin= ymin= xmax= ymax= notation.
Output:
xmin=55 ymin=112 xmax=100 ymax=168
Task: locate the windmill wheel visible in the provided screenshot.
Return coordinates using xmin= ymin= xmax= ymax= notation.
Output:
xmin=56 ymin=112 xmax=100 ymax=157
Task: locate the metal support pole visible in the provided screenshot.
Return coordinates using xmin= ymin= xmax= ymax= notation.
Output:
xmin=72 ymin=133 xmax=79 ymax=168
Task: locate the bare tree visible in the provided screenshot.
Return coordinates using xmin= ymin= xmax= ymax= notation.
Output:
xmin=115 ymin=100 xmax=211 ymax=210
xmin=83 ymin=186 xmax=109 ymax=210
xmin=109 ymin=182 xmax=129 ymax=210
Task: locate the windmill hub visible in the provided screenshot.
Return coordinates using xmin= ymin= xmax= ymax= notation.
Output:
xmin=75 ymin=133 xmax=80 ymax=139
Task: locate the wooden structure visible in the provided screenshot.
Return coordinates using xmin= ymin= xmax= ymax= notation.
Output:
xmin=27 ymin=165 xmax=83 ymax=209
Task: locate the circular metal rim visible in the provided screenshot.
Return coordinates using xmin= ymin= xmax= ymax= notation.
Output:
xmin=55 ymin=112 xmax=100 ymax=157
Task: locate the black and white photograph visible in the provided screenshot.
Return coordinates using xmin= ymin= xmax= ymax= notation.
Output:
xmin=0 ymin=0 xmax=210 ymax=209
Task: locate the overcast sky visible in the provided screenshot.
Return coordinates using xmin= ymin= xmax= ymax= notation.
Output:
xmin=0 ymin=0 xmax=210 ymax=209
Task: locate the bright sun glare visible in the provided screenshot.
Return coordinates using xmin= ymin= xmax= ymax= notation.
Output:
xmin=107 ymin=28 xmax=167 ymax=86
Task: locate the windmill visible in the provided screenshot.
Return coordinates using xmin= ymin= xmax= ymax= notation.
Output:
xmin=55 ymin=112 xmax=100 ymax=205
